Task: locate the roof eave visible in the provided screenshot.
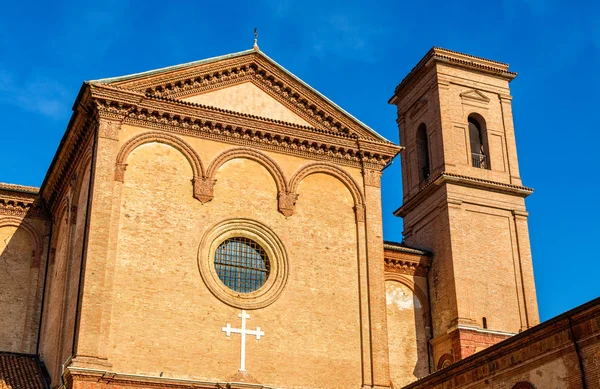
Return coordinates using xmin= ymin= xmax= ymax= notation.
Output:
xmin=388 ymin=47 xmax=518 ymax=105
xmin=91 ymin=47 xmax=393 ymax=144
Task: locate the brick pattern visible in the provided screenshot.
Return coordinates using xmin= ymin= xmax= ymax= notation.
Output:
xmin=60 ymin=55 xmax=393 ymax=389
xmin=2 ymin=46 xmax=598 ymax=389
xmin=449 ymin=328 xmax=512 ymax=360
xmin=0 ymin=187 xmax=49 ymax=356
xmin=389 ymin=47 xmax=539 ymax=366
xmin=0 ymin=353 xmax=47 ymax=389
xmin=400 ymin=298 xmax=600 ymax=389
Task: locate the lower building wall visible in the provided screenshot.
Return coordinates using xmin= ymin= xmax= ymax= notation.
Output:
xmin=401 ymin=298 xmax=600 ymax=389
xmin=385 ymin=277 xmax=429 ymax=387
xmin=39 ymin=157 xmax=92 ymax=388
xmin=0 ymin=186 xmax=49 ymax=355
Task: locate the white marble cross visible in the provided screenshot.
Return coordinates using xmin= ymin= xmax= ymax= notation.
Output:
xmin=222 ymin=310 xmax=264 ymax=372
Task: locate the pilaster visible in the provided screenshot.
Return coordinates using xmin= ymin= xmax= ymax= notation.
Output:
xmin=512 ymin=210 xmax=539 ymax=328
xmin=499 ymin=95 xmax=522 ymax=186
xmin=71 ymin=117 xmax=121 ymax=369
xmin=362 ymin=168 xmax=391 ymax=388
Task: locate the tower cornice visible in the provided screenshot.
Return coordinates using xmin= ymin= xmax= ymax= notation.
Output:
xmin=393 ymin=171 xmax=533 ymax=217
xmin=389 ymin=47 xmax=518 ymax=105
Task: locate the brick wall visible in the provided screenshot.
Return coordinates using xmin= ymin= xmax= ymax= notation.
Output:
xmin=0 ymin=186 xmax=49 ymax=355
xmin=400 ymin=298 xmax=600 ymax=389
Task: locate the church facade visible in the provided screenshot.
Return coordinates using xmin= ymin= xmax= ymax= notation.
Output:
xmin=0 ymin=46 xmax=598 ymax=389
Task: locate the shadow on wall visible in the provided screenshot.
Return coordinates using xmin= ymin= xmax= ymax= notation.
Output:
xmin=386 ymin=278 xmax=430 ymax=387
xmin=0 ymin=209 xmax=44 ymax=355
xmin=412 ymin=292 xmax=429 ymax=380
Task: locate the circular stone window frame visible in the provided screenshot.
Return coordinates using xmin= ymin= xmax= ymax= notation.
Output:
xmin=198 ymin=218 xmax=289 ymax=310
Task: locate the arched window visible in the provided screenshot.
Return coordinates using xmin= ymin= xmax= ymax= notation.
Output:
xmin=416 ymin=124 xmax=430 ymax=182
xmin=512 ymin=382 xmax=535 ymax=389
xmin=436 ymin=353 xmax=453 ymax=371
xmin=468 ymin=115 xmax=489 ymax=169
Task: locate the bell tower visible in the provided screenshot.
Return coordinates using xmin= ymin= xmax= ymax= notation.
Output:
xmin=389 ymin=48 xmax=539 ymax=368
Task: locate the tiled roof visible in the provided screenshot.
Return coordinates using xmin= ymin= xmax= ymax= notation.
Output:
xmin=0 ymin=353 xmax=47 ymax=389
xmin=0 ymin=183 xmax=39 ymax=195
xmin=384 ymin=240 xmax=431 ymax=255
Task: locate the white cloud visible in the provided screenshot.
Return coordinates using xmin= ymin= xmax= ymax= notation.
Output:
xmin=0 ymin=67 xmax=70 ymax=119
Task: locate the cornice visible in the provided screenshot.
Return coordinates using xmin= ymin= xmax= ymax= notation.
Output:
xmin=40 ymin=105 xmax=95 ymax=213
xmin=384 ymin=245 xmax=431 ymax=277
xmin=0 ymin=183 xmax=39 ymax=194
xmin=402 ymin=297 xmax=600 ymax=389
xmin=65 ymin=366 xmax=279 ymax=389
xmin=98 ymin=52 xmax=390 ymax=142
xmin=0 ymin=188 xmax=47 ymax=219
xmin=389 ymin=47 xmax=517 ymax=104
xmin=383 ymin=240 xmax=431 ymax=255
xmin=90 ymin=85 xmax=400 ymax=170
xmin=394 ymin=172 xmax=533 ymax=217
xmin=145 ymin=93 xmax=357 ymax=141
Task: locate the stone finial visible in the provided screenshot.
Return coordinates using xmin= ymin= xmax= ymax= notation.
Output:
xmin=193 ymin=177 xmax=216 ymax=203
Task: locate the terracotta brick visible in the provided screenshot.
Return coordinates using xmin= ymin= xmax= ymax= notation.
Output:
xmin=1 ymin=46 xmax=597 ymax=389
xmin=390 ymin=48 xmax=540 ymax=367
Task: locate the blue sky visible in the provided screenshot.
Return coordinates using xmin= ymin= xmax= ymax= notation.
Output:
xmin=0 ymin=0 xmax=598 ymax=321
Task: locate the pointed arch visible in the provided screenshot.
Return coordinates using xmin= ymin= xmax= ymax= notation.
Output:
xmin=115 ymin=131 xmax=205 ymax=182
xmin=206 ymin=147 xmax=288 ymax=194
xmin=289 ymin=162 xmax=364 ymax=210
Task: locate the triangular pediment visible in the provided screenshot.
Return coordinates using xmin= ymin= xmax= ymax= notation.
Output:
xmin=91 ymin=49 xmax=391 ymax=142
xmin=181 ymin=81 xmax=311 ymax=127
xmin=460 ymin=89 xmax=490 ymax=103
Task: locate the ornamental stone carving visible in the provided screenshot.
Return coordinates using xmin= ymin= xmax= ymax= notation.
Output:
xmin=193 ymin=177 xmax=216 ymax=203
xmin=363 ymin=169 xmax=382 ymax=188
xmin=98 ymin=119 xmax=121 ymax=140
xmin=114 ymin=163 xmax=128 ymax=182
xmin=354 ymin=204 xmax=366 ymax=223
xmin=277 ymin=192 xmax=298 ymax=217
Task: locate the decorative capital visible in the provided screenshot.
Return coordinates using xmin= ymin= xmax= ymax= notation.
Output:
xmin=363 ymin=169 xmax=382 ymax=187
xmin=114 ymin=163 xmax=128 ymax=182
xmin=98 ymin=119 xmax=121 ymax=140
xmin=193 ymin=177 xmax=216 ymax=203
xmin=354 ymin=203 xmax=366 ymax=223
xmin=278 ymin=192 xmax=298 ymax=217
